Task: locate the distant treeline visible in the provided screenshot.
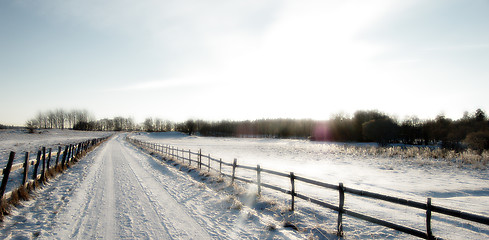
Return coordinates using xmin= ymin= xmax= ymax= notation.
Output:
xmin=24 ymin=108 xmax=489 ymax=152
xmin=163 ymin=109 xmax=489 ymax=152
xmin=25 ymin=109 xmax=137 ymax=132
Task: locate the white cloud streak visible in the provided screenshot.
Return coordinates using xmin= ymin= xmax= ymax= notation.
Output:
xmin=106 ymin=78 xmax=211 ymax=92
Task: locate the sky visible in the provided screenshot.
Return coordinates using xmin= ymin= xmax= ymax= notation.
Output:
xmin=1 ymin=0 xmax=488 ymax=126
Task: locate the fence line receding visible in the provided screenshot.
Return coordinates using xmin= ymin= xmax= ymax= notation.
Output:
xmin=127 ymin=137 xmax=489 ymax=240
xmin=1 ymin=136 xmax=110 ymax=202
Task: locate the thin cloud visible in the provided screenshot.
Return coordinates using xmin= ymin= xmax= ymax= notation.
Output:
xmin=107 ymin=79 xmax=204 ymax=92
xmin=425 ymin=44 xmax=489 ymax=52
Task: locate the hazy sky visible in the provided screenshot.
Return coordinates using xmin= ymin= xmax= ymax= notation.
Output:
xmin=1 ymin=0 xmax=488 ymax=125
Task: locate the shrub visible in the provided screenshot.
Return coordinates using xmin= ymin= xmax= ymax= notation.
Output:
xmin=464 ymin=131 xmax=489 ymax=154
xmin=362 ymin=118 xmax=400 ymax=146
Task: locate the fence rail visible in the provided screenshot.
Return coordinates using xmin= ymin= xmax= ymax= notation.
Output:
xmin=1 ymin=136 xmax=110 ymax=201
xmin=127 ymin=137 xmax=489 ymax=239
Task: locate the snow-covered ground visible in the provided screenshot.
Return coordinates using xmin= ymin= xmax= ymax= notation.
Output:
xmin=0 ymin=129 xmax=113 ymax=195
xmin=1 ymin=130 xmax=488 ymax=239
xmin=1 ymin=133 xmax=308 ymax=239
xmin=132 ymin=132 xmax=489 ymax=239
xmin=0 ymin=129 xmax=112 ymax=165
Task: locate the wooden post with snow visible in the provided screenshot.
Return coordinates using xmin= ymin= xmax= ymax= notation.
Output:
xmin=32 ymin=150 xmax=41 ymax=182
xmin=232 ymin=158 xmax=237 ymax=183
xmin=290 ymin=172 xmax=295 ymax=211
xmin=67 ymin=145 xmax=72 ymax=164
xmin=199 ymin=149 xmax=202 ymax=169
xmin=77 ymin=143 xmax=82 ymax=158
xmin=0 ymin=152 xmax=16 ymax=200
xmin=41 ymin=147 xmax=46 ymax=181
xmin=208 ymin=154 xmax=211 ymax=172
xmin=219 ymin=158 xmax=222 ymax=174
xmin=47 ymin=148 xmax=52 ymax=171
xmin=68 ymin=145 xmax=72 ymax=163
xmin=257 ymin=165 xmax=261 ymax=195
xmin=61 ymin=145 xmax=68 ymax=167
xmin=55 ymin=146 xmax=61 ymax=167
xmin=426 ymin=198 xmax=433 ymax=240
xmin=70 ymin=144 xmax=74 ymax=162
xmin=22 ymin=152 xmax=30 ymax=187
xmin=337 ymin=182 xmax=345 ymax=236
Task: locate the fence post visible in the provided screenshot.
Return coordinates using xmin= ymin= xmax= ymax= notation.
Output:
xmin=208 ymin=154 xmax=211 ymax=172
xmin=188 ymin=150 xmax=191 ymax=166
xmin=61 ymin=145 xmax=68 ymax=167
xmin=55 ymin=146 xmax=61 ymax=167
xmin=426 ymin=198 xmax=433 ymax=240
xmin=232 ymin=158 xmax=237 ymax=184
xmin=77 ymin=143 xmax=81 ymax=157
xmin=199 ymin=149 xmax=202 ymax=169
xmin=290 ymin=172 xmax=295 ymax=211
xmin=70 ymin=144 xmax=74 ymax=163
xmin=257 ymin=165 xmax=261 ymax=195
xmin=33 ymin=150 xmax=41 ymax=182
xmin=47 ymin=148 xmax=52 ymax=171
xmin=337 ymin=183 xmax=345 ymax=236
xmin=0 ymin=152 xmax=16 ymax=200
xmin=41 ymin=147 xmax=46 ymax=181
xmin=67 ymin=144 xmax=72 ymax=164
xmin=66 ymin=145 xmax=70 ymax=164
xmin=219 ymin=158 xmax=222 ymax=174
xmin=22 ymin=152 xmax=30 ymax=187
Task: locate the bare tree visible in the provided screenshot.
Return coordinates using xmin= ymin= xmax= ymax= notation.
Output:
xmin=55 ymin=109 xmax=66 ymax=130
xmin=26 ymin=119 xmax=38 ymax=133
xmin=36 ymin=112 xmax=47 ymax=129
xmin=143 ymin=118 xmax=155 ymax=132
xmin=67 ymin=110 xmax=75 ymax=129
xmin=47 ymin=111 xmax=57 ymax=129
xmin=154 ymin=118 xmax=163 ymax=132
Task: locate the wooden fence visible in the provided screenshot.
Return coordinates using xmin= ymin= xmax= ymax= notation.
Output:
xmin=1 ymin=136 xmax=110 ymax=202
xmin=128 ymin=137 xmax=489 ymax=239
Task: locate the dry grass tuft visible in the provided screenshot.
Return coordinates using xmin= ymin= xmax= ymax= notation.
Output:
xmin=16 ymin=185 xmax=30 ymax=201
xmin=9 ymin=189 xmax=22 ymax=206
xmin=0 ymin=198 xmax=11 ymax=221
xmin=8 ymin=185 xmax=31 ymax=207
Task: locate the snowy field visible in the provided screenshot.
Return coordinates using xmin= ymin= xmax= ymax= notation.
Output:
xmin=0 ymin=129 xmax=113 ymax=164
xmin=132 ymin=132 xmax=489 ymax=239
xmin=1 ymin=134 xmax=306 ymax=239
xmin=1 ymin=130 xmax=488 ymax=239
xmin=0 ymin=129 xmax=113 ymax=195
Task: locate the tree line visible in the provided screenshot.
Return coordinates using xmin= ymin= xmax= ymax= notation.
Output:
xmin=24 ymin=108 xmax=489 ymax=152
xmin=26 ymin=109 xmax=93 ymax=130
xmin=25 ymin=109 xmax=137 ymax=132
xmin=151 ymin=109 xmax=488 ymax=153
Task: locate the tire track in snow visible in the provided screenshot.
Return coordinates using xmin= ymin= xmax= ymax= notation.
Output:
xmin=116 ymin=136 xmax=211 ymax=239
xmin=103 ymin=145 xmax=116 ymax=239
xmin=45 ymin=137 xmax=117 ymax=239
xmin=45 ymin=135 xmax=210 ymax=239
xmin=111 ymin=139 xmax=172 ymax=239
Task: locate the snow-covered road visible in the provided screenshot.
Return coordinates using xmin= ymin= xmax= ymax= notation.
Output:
xmin=1 ymin=134 xmax=303 ymax=240
xmin=45 ymin=134 xmax=211 ymax=239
